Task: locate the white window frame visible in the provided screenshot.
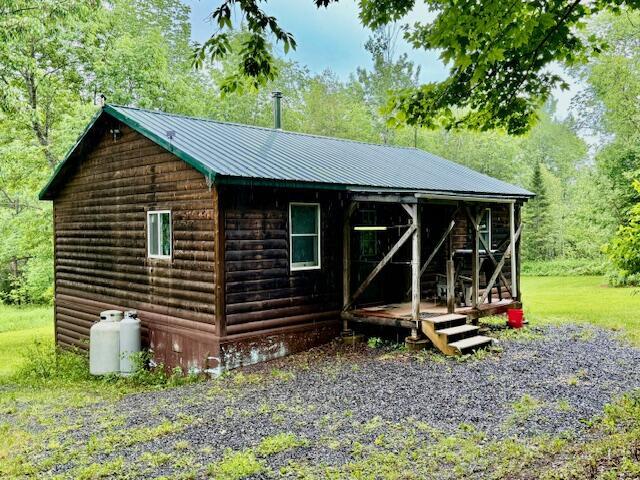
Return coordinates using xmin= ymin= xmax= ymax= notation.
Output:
xmin=479 ymin=208 xmax=492 ymax=252
xmin=289 ymin=202 xmax=321 ymax=272
xmin=147 ymin=210 xmax=172 ymax=260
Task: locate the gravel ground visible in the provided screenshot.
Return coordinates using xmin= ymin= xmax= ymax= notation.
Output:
xmin=14 ymin=324 xmax=640 ymax=478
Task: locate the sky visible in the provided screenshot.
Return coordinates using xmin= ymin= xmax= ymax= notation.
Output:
xmin=185 ymin=0 xmax=578 ymax=119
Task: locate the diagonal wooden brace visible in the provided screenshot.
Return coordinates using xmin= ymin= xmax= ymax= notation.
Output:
xmin=480 ymin=222 xmax=522 ymax=305
xmin=404 ymin=218 xmax=456 ymax=297
xmin=465 ymin=206 xmax=512 ymax=297
xmin=343 ymin=223 xmax=416 ymax=311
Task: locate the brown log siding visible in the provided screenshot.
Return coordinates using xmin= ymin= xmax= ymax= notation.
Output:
xmin=53 ymin=125 xmax=217 ymax=351
xmin=223 ymin=187 xmax=342 ymax=336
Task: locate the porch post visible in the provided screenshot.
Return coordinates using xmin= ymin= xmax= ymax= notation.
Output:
xmin=447 ymin=206 xmax=456 ymax=313
xmin=411 ymin=204 xmax=421 ymax=338
xmin=471 ymin=206 xmax=480 ymax=309
xmin=515 ymin=203 xmax=522 ymax=302
xmin=509 ymin=202 xmax=518 ymax=300
xmin=446 ymin=259 xmax=455 ymax=313
xmin=342 ymin=201 xmax=356 ymax=333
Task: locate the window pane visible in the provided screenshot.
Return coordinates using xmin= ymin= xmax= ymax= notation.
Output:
xmin=360 ymin=231 xmax=377 ymax=258
xmin=291 ymin=205 xmax=318 ymax=234
xmin=161 ymin=213 xmax=171 ymax=256
xmin=292 ymin=236 xmax=318 ymax=266
xmin=149 ymin=213 xmax=159 ymax=256
xmin=481 ymin=231 xmax=490 ymax=249
xmin=479 ymin=210 xmax=489 ymax=233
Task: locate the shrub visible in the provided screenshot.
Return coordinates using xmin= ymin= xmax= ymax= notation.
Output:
xmin=14 ymin=340 xmax=91 ymax=384
xmin=521 ymin=257 xmax=608 ymax=276
xmin=606 ymin=270 xmax=640 ymax=287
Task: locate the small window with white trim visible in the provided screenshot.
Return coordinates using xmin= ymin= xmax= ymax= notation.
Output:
xmin=289 ymin=203 xmax=321 ymax=271
xmin=147 ymin=210 xmax=172 ymax=259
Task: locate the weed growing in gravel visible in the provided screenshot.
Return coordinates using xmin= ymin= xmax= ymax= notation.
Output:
xmin=207 ymin=449 xmax=264 ymax=479
xmin=481 ymin=315 xmax=546 ymax=342
xmin=414 ymin=348 xmax=447 ymax=364
xmin=514 ymin=393 xmax=543 ymax=415
xmin=174 ymin=440 xmax=191 ymax=451
xmin=362 ymin=416 xmax=384 ymax=434
xmin=567 ymin=368 xmax=588 ymax=386
xmin=571 ymin=328 xmax=597 ymax=342
xmin=535 ymin=390 xmax=640 ymax=479
xmin=231 ymin=371 xmax=264 ymax=386
xmin=557 ymin=399 xmax=573 ymax=412
xmin=270 ymin=368 xmax=295 ymax=381
xmin=140 ymin=451 xmax=174 ymax=467
xmin=367 ymin=336 xmax=384 ymax=348
xmin=255 ymin=432 xmax=308 ymax=456
xmin=74 ymin=457 xmax=126 ymax=480
xmin=504 ymin=393 xmax=544 ymax=428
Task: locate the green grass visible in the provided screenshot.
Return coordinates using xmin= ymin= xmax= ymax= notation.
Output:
xmin=522 ymin=276 xmax=640 ymax=344
xmin=0 ymin=304 xmax=51 ymax=333
xmin=0 ymin=304 xmax=52 ymax=378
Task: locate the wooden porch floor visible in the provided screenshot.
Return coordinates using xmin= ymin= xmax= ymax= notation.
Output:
xmin=350 ymin=298 xmax=519 ymax=324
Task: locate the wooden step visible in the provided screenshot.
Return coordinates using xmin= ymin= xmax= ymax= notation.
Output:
xmin=423 ymin=313 xmax=467 ymax=330
xmin=448 ymin=335 xmax=493 ymax=354
xmin=437 ymin=324 xmax=479 ymax=342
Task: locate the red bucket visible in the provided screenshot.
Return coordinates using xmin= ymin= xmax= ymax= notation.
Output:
xmin=507 ymin=308 xmax=524 ymax=328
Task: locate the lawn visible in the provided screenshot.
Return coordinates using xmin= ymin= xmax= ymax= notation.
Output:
xmin=522 ymin=276 xmax=640 ymax=344
xmin=0 ymin=304 xmax=52 ymax=377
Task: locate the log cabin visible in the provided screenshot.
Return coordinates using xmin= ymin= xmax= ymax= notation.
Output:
xmin=39 ymin=98 xmax=534 ymax=373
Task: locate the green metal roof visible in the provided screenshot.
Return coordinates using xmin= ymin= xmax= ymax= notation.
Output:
xmin=39 ymin=105 xmax=534 ymax=200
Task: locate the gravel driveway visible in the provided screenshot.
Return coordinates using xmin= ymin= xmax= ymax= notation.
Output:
xmin=14 ymin=324 xmax=640 ymax=478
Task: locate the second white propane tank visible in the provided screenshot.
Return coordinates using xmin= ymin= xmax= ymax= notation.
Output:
xmin=89 ymin=310 xmax=123 ymax=375
xmin=119 ymin=310 xmax=141 ymax=375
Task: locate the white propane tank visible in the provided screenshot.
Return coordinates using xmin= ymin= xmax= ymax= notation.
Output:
xmin=119 ymin=310 xmax=141 ymax=376
xmin=89 ymin=310 xmax=123 ymax=375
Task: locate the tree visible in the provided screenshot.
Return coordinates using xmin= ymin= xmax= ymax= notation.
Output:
xmin=0 ymin=0 xmax=220 ymax=303
xmin=577 ymin=10 xmax=640 ymax=221
xmin=605 ymin=180 xmax=640 ymax=277
xmin=0 ymin=0 xmax=97 ymax=168
xmin=196 ymin=0 xmax=638 ymax=134
xmin=353 ymin=26 xmax=420 ymax=145
xmin=571 ymin=10 xmax=640 ymax=279
xmin=523 ymin=162 xmax=553 ymax=260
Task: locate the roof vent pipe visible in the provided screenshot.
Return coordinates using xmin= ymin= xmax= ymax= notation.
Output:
xmin=272 ymin=91 xmax=282 ymax=130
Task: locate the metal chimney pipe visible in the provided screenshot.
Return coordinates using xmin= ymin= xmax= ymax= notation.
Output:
xmin=272 ymin=91 xmax=282 ymax=129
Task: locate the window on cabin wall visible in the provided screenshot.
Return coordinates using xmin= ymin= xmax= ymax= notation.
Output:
xmin=147 ymin=210 xmax=172 ymax=259
xmin=478 ymin=208 xmax=492 ymax=251
xmin=358 ymin=209 xmax=379 ymax=260
xmin=466 ymin=208 xmax=492 ymax=251
xmin=289 ymin=203 xmax=321 ymax=271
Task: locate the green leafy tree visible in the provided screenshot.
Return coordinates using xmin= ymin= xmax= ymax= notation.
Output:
xmin=353 ymin=26 xmax=420 ymax=144
xmin=564 ymin=170 xmax=617 ymax=259
xmin=605 ymin=180 xmax=640 ymax=276
xmin=0 ymin=0 xmax=99 ymax=303
xmin=197 ymin=0 xmax=640 ymax=134
xmin=572 ymin=11 xmax=640 ymax=279
xmin=578 ymin=11 xmax=640 ymax=221
xmin=0 ymin=0 xmax=220 ymax=303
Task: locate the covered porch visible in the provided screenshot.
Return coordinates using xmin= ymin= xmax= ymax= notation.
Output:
xmin=341 ymin=191 xmax=524 ymax=355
